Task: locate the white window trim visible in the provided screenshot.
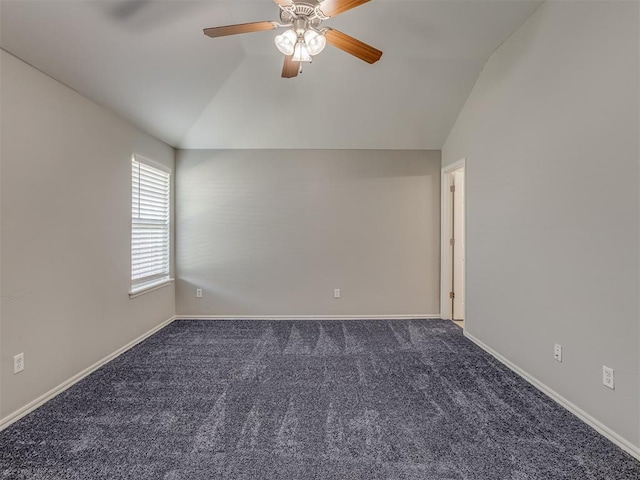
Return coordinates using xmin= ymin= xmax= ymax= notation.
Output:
xmin=129 ymin=277 xmax=174 ymax=299
xmin=130 ymin=154 xmax=172 ymax=298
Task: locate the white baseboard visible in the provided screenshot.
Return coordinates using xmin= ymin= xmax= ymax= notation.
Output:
xmin=464 ymin=331 xmax=640 ymax=461
xmin=174 ymin=314 xmax=441 ymax=321
xmin=0 ymin=316 xmax=176 ymax=432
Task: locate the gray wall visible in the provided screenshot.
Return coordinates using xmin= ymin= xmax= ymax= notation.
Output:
xmin=442 ymin=2 xmax=639 ymax=447
xmin=0 ymin=51 xmax=175 ymax=419
xmin=176 ymin=149 xmax=441 ymax=316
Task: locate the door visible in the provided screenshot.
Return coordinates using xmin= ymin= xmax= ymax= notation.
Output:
xmin=452 ymin=170 xmax=465 ymax=320
xmin=440 ymin=159 xmax=466 ymax=322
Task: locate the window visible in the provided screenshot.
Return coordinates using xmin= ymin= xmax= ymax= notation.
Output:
xmin=130 ymin=155 xmax=171 ymax=295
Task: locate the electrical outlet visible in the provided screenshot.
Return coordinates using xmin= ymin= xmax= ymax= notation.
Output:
xmin=554 ymin=344 xmax=562 ymax=362
xmin=333 ymin=288 xmax=341 ymax=299
xmin=13 ymin=353 xmax=24 ymax=374
xmin=602 ymin=366 xmax=615 ymax=390
xmin=196 ymin=288 xmax=202 ymax=298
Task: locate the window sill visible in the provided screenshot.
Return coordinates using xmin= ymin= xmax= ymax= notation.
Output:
xmin=129 ymin=278 xmax=174 ymax=299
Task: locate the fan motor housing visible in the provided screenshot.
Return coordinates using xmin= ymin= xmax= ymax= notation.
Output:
xmin=279 ymin=1 xmax=324 ymax=25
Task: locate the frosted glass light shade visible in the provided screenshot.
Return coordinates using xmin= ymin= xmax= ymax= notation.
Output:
xmin=304 ymin=29 xmax=326 ymax=56
xmin=293 ymin=42 xmax=311 ymax=62
xmin=274 ymin=29 xmax=297 ymax=56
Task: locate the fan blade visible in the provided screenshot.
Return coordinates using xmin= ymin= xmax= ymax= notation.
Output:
xmin=273 ymin=0 xmax=294 ymax=8
xmin=282 ymin=55 xmax=300 ymax=78
xmin=317 ymin=0 xmax=370 ymax=18
xmin=204 ymin=21 xmax=276 ymax=38
xmin=324 ymin=28 xmax=382 ymax=64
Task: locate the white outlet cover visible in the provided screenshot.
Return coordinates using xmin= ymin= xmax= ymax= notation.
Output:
xmin=602 ymin=366 xmax=615 ymax=390
xmin=554 ymin=344 xmax=562 ymax=362
xmin=333 ymin=289 xmax=341 ymax=299
xmin=13 ymin=353 xmax=24 ymax=374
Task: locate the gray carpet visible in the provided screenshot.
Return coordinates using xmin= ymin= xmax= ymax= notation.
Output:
xmin=2 ymin=319 xmax=640 ymax=479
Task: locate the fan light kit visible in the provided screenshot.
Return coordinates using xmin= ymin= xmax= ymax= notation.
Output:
xmin=203 ymin=0 xmax=382 ymax=78
xmin=274 ymin=26 xmax=326 ymax=61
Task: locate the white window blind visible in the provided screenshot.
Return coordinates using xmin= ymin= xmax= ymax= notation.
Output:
xmin=131 ymin=156 xmax=171 ymax=291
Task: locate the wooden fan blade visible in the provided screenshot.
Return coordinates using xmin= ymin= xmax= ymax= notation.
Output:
xmin=282 ymin=55 xmax=300 ymax=78
xmin=204 ymin=21 xmax=276 ymax=38
xmin=273 ymin=0 xmax=294 ymax=8
xmin=317 ymin=0 xmax=370 ymax=18
xmin=324 ymin=28 xmax=382 ymax=64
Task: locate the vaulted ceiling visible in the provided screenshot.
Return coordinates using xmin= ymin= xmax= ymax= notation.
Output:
xmin=0 ymin=0 xmax=542 ymax=149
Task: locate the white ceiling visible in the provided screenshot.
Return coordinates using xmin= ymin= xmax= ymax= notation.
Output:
xmin=0 ymin=0 xmax=542 ymax=149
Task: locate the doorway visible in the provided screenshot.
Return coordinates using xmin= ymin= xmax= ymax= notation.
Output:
xmin=440 ymin=159 xmax=466 ymax=327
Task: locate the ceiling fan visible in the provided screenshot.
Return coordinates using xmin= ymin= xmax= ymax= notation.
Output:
xmin=203 ymin=0 xmax=382 ymax=78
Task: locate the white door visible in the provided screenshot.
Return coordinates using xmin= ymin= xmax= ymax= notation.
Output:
xmin=452 ymin=170 xmax=465 ymax=320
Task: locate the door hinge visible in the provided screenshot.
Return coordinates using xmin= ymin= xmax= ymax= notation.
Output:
xmin=450 ymin=238 xmax=455 ymax=246
xmin=450 ymin=185 xmax=455 ymax=193
xmin=449 ymin=291 xmax=455 ymax=299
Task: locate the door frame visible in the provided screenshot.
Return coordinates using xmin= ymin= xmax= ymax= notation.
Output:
xmin=440 ymin=158 xmax=466 ymax=320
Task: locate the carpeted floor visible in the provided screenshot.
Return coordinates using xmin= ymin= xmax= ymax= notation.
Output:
xmin=2 ymin=319 xmax=640 ymax=479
